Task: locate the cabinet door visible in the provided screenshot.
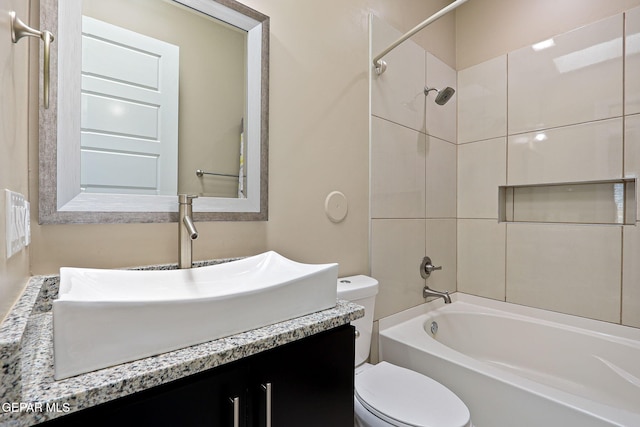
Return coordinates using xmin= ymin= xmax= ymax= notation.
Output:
xmin=41 ymin=326 xmax=355 ymax=427
xmin=250 ymin=325 xmax=355 ymax=427
xmin=42 ymin=360 xmax=248 ymax=427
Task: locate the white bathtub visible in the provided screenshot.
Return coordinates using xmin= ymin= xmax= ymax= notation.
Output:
xmin=378 ymin=293 xmax=640 ymax=427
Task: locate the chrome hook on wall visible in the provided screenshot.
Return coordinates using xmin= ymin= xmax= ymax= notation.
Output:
xmin=10 ymin=11 xmax=54 ymax=108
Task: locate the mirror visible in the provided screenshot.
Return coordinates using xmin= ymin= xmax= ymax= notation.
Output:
xmin=38 ymin=0 xmax=269 ymax=223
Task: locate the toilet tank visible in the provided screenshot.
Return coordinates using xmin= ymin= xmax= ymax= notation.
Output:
xmin=337 ymin=275 xmax=378 ymax=367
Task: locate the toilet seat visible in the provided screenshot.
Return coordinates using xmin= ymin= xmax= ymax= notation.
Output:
xmin=355 ymin=362 xmax=471 ymax=427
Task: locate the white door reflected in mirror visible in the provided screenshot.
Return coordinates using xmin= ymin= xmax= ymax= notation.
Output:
xmin=80 ymin=16 xmax=179 ymax=196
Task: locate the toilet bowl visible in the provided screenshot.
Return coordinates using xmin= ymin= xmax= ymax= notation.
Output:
xmin=338 ymin=276 xmax=472 ymax=427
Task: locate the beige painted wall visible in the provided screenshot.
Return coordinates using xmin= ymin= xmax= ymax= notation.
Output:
xmin=456 ymin=0 xmax=640 ymax=69
xmin=366 ymin=0 xmax=456 ymax=68
xmin=0 ymin=0 xmax=31 ymax=322
xmin=23 ymin=0 xmax=455 ymax=294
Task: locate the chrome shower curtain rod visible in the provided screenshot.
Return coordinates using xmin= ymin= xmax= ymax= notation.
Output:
xmin=372 ymin=0 xmax=469 ymax=75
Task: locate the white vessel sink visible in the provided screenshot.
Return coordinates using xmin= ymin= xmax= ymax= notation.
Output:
xmin=53 ymin=251 xmax=338 ymax=379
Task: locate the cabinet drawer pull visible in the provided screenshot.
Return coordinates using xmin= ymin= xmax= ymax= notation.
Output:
xmin=229 ymin=396 xmax=240 ymax=427
xmin=262 ymin=383 xmax=272 ymax=427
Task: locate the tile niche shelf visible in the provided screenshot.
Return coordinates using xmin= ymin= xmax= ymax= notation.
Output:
xmin=499 ymin=179 xmax=636 ymax=225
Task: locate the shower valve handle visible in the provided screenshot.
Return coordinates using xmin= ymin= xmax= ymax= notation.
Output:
xmin=420 ymin=256 xmax=442 ymax=279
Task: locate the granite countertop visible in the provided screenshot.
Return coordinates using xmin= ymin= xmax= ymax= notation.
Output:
xmin=0 ymin=262 xmax=364 ymax=426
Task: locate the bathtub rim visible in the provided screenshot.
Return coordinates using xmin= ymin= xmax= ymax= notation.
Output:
xmin=379 ymin=293 xmax=640 ymax=343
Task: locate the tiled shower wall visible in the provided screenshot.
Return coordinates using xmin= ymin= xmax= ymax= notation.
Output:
xmin=370 ymin=16 xmax=457 ymax=321
xmin=457 ymin=7 xmax=640 ymax=327
xmin=371 ymin=7 xmax=640 ymax=329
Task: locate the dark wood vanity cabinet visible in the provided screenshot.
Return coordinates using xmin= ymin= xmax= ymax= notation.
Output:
xmin=42 ymin=325 xmax=355 ymax=427
xmin=248 ymin=325 xmax=355 ymax=427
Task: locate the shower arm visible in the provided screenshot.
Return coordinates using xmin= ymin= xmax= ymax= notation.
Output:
xmin=372 ymin=0 xmax=469 ymax=75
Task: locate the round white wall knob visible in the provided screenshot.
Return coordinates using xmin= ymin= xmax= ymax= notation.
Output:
xmin=325 ymin=191 xmax=348 ymax=223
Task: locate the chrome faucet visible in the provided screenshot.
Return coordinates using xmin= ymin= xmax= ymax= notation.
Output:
xmin=178 ymin=194 xmax=198 ymax=269
xmin=423 ymin=286 xmax=451 ymax=304
xmin=420 ymin=256 xmax=451 ymax=304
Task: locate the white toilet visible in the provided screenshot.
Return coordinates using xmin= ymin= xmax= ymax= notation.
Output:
xmin=337 ymin=275 xmax=472 ymax=427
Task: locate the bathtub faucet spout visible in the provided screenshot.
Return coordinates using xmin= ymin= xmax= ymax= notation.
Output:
xmin=423 ymin=286 xmax=451 ymax=304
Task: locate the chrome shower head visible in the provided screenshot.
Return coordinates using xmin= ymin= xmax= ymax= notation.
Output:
xmin=424 ymin=86 xmax=455 ymax=105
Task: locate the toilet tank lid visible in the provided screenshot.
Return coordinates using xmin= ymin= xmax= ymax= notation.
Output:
xmin=337 ymin=275 xmax=379 ymax=300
